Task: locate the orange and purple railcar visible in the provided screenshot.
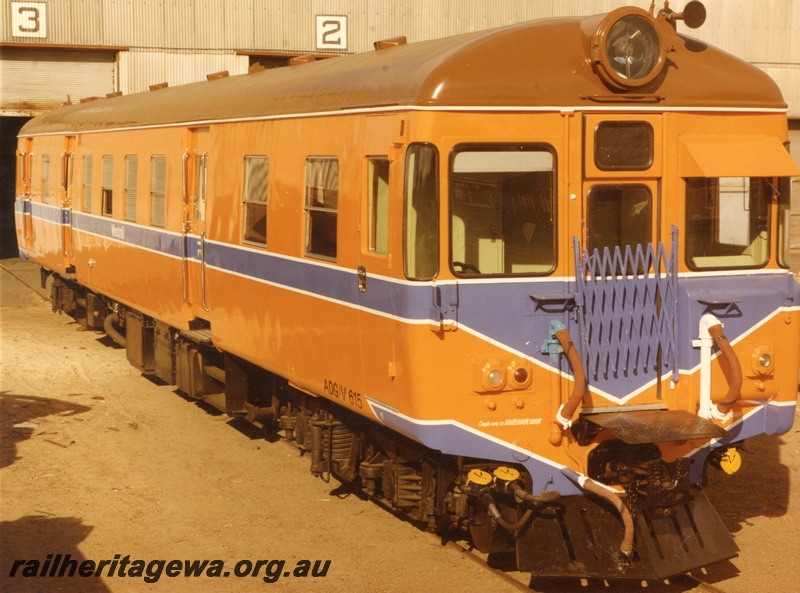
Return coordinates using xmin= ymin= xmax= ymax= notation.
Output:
xmin=14 ymin=1 xmax=800 ymax=579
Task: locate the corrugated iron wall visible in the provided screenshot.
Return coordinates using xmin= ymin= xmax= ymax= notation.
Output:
xmin=119 ymin=50 xmax=249 ymax=93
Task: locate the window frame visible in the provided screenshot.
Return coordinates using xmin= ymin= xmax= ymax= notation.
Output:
xmin=101 ymin=155 xmax=114 ymax=217
xmin=593 ymin=121 xmax=654 ymax=171
xmin=366 ymin=156 xmax=390 ymax=256
xmin=193 ymin=152 xmax=207 ymax=222
xmin=81 ymin=155 xmax=93 ymax=213
xmin=448 ymin=142 xmax=558 ymax=278
xmin=777 ymin=177 xmax=791 ymax=269
xmin=304 ymin=156 xmax=339 ymax=261
xmin=684 ymin=176 xmax=772 ymax=271
xmin=585 ymin=183 xmax=653 ymax=256
xmin=403 ymin=143 xmax=440 ymax=281
xmin=241 ymin=155 xmax=269 ymax=247
xmin=41 ymin=154 xmax=50 ymax=204
xmin=150 ymin=155 xmax=167 ymax=227
xmin=124 ymin=155 xmax=139 ymax=222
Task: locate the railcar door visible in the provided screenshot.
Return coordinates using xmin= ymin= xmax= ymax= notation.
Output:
xmin=17 ymin=139 xmax=34 ymax=255
xmin=355 ymin=115 xmax=404 ymax=403
xmin=577 ymin=114 xmax=677 ymax=405
xmin=60 ymin=136 xmax=75 ymax=271
xmin=182 ymin=127 xmax=210 ymax=319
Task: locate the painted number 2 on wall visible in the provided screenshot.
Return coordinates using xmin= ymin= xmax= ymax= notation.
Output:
xmin=11 ymin=1 xmax=47 ymax=38
xmin=316 ymin=15 xmax=347 ymax=51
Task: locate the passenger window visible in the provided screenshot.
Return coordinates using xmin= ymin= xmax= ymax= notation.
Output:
xmin=586 ymin=185 xmax=652 ymax=255
xmin=404 ymin=144 xmax=439 ymax=280
xmin=685 ymin=177 xmax=771 ymax=270
xmin=82 ymin=155 xmax=93 ymax=212
xmin=61 ymin=152 xmax=73 ymax=198
xmin=450 ymin=144 xmax=556 ymax=277
xmin=124 ymin=155 xmax=138 ymax=222
xmin=102 ymin=155 xmax=114 ymax=216
xmin=305 ymin=157 xmax=339 ymax=260
xmin=41 ymin=154 xmax=50 ymax=204
xmin=150 ymin=155 xmax=167 ymax=227
xmin=242 ymin=156 xmax=269 ymax=246
xmin=367 ymin=157 xmax=390 ymax=255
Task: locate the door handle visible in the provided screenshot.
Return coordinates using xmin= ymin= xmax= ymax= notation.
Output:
xmin=357 ymin=266 xmax=367 ymax=293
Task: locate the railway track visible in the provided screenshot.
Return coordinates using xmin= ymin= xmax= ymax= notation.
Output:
xmin=443 ymin=539 xmax=733 ymax=593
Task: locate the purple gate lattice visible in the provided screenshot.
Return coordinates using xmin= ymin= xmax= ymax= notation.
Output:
xmin=573 ymin=227 xmax=679 ymax=386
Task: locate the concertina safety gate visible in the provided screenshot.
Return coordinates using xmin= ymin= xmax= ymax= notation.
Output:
xmin=572 ymin=227 xmax=679 ymax=388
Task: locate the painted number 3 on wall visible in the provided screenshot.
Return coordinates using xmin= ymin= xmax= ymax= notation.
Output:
xmin=11 ymin=1 xmax=47 ymax=38
xmin=316 ymin=15 xmax=347 ymax=51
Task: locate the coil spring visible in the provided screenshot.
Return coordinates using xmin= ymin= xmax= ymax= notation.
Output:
xmin=324 ymin=426 xmax=353 ymax=462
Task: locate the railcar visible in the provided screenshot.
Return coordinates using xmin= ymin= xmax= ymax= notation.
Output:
xmin=14 ymin=1 xmax=800 ymax=580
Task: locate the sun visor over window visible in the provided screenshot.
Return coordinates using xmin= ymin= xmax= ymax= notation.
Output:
xmin=679 ymin=135 xmax=800 ymax=178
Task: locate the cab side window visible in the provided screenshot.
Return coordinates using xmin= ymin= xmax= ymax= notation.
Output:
xmin=367 ymin=157 xmax=390 ymax=255
xmin=404 ymin=144 xmax=439 ymax=280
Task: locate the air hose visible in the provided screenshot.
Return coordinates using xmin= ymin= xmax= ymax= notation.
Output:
xmin=562 ymin=468 xmax=634 ymax=558
xmin=552 ymin=324 xmax=586 ymax=430
xmin=480 ymin=486 xmax=561 ymax=533
xmin=707 ymin=322 xmax=742 ymax=419
xmin=103 ymin=311 xmax=127 ymax=348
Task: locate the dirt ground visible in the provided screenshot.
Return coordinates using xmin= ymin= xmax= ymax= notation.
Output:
xmin=2 ymin=256 xmax=799 ymax=593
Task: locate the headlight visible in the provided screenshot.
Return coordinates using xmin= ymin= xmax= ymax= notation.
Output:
xmin=606 ymin=16 xmax=660 ymax=81
xmin=590 ymin=8 xmax=667 ymax=89
xmin=487 ymin=369 xmax=505 ymax=388
xmin=480 ymin=362 xmax=506 ymax=391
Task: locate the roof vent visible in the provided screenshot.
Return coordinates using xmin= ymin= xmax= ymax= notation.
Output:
xmin=206 ymin=70 xmax=229 ymax=80
xmin=106 ymin=91 xmax=123 ymax=98
xmin=149 ymin=82 xmax=169 ymax=91
xmin=289 ymin=55 xmax=316 ymax=66
xmin=374 ymin=36 xmax=407 ymax=50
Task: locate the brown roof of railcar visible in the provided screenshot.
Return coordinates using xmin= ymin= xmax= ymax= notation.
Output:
xmin=20 ymin=13 xmax=787 ymax=136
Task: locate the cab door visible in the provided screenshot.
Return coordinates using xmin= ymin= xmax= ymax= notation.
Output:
xmin=577 ymin=114 xmax=677 ymax=402
xmin=356 ymin=115 xmax=404 ymax=402
xmin=182 ymin=127 xmax=210 ymax=320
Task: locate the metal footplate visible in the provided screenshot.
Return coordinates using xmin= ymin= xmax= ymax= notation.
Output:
xmin=583 ymin=409 xmax=730 ymax=444
xmin=516 ymin=488 xmax=738 ymax=579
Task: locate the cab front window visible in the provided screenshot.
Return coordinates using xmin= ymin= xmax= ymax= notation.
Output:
xmin=685 ymin=177 xmax=772 ymax=270
xmin=449 ymin=144 xmax=556 ymax=277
